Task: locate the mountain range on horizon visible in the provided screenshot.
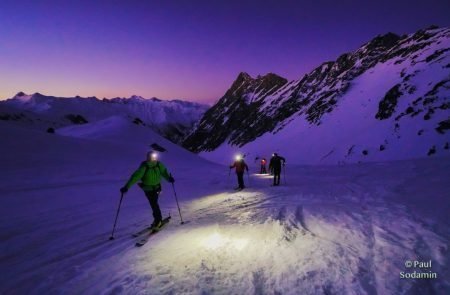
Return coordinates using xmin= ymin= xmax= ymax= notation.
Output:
xmin=1 ymin=25 xmax=449 ymax=165
xmin=5 ymin=91 xmax=200 ymax=104
xmin=0 ymin=92 xmax=209 ymax=143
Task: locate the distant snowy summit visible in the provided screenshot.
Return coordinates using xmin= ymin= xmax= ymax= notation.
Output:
xmin=0 ymin=93 xmax=208 ymax=143
xmin=183 ymin=26 xmax=450 ymax=164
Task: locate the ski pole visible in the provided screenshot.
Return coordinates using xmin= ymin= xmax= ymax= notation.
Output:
xmin=283 ymin=164 xmax=287 ymax=185
xmin=171 ymin=182 xmax=184 ymax=224
xmin=247 ymin=170 xmax=251 ymax=187
xmin=109 ymin=193 xmax=124 ymax=240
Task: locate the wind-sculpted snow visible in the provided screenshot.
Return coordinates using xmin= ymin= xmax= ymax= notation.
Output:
xmin=0 ymin=122 xmax=448 ymax=294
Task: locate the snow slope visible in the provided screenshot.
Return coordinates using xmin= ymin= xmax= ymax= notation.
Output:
xmin=202 ymin=53 xmax=450 ymax=165
xmin=189 ymin=27 xmax=450 ymax=165
xmin=1 ymin=120 xmax=449 ymax=294
xmin=0 ymin=93 xmax=208 ymax=143
xmin=57 ymin=115 xmax=171 ymax=145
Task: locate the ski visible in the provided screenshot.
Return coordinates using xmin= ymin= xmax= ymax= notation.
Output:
xmin=132 ymin=226 xmax=153 ymax=238
xmin=135 ymin=216 xmax=171 ymax=247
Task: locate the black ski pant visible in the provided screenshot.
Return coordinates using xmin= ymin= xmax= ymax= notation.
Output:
xmin=145 ymin=185 xmax=162 ymax=222
xmin=260 ymin=165 xmax=267 ymax=174
xmin=273 ymin=168 xmax=281 ymax=185
xmin=236 ymin=172 xmax=245 ymax=189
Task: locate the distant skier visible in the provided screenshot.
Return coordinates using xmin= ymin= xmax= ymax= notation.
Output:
xmin=260 ymin=158 xmax=267 ymax=174
xmin=269 ymin=153 xmax=286 ymax=186
xmin=230 ymin=154 xmax=249 ymax=190
xmin=120 ymin=151 xmax=175 ymax=229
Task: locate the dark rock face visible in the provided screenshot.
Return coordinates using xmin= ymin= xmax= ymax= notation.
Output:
xmin=0 ymin=113 xmax=27 ymax=121
xmin=150 ymin=143 xmax=166 ymax=152
xmin=427 ymin=146 xmax=436 ymax=156
xmin=65 ymin=114 xmax=88 ymax=124
xmin=184 ymin=27 xmax=449 ymax=153
xmin=365 ymin=33 xmax=400 ymax=51
xmin=132 ymin=117 xmax=145 ymax=125
xmin=183 ymin=73 xmax=288 ymax=152
xmin=436 ymin=119 xmax=450 ymax=134
xmin=394 ymin=78 xmax=450 ymax=125
xmin=425 ymin=48 xmax=450 ymax=62
xmin=375 ymin=84 xmax=403 ymax=120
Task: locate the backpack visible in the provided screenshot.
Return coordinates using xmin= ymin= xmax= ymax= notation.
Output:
xmin=142 ymin=161 xmax=161 ymax=180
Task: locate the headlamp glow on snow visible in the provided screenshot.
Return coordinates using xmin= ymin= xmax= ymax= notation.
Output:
xmin=201 ymin=232 xmax=248 ymax=251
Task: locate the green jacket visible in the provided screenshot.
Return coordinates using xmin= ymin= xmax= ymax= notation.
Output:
xmin=124 ymin=161 xmax=171 ymax=191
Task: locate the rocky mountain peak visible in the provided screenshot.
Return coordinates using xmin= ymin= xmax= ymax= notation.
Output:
xmin=256 ymin=72 xmax=288 ymax=85
xmin=14 ymin=91 xmax=27 ymax=98
xmin=225 ymin=72 xmax=288 ymax=100
xmin=226 ymin=72 xmax=253 ymax=95
xmin=31 ymin=92 xmax=46 ymax=99
xmin=236 ymin=71 xmax=252 ymax=81
xmin=365 ymin=32 xmax=401 ymax=51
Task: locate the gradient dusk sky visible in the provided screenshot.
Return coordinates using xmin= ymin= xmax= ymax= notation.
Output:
xmin=1 ymin=0 xmax=449 ymax=103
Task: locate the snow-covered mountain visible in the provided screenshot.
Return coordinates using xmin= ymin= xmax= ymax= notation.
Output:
xmin=183 ymin=26 xmax=450 ymax=164
xmin=0 ymin=93 xmax=208 ymax=143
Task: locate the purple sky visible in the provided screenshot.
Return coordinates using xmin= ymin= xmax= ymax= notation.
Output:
xmin=1 ymin=0 xmax=449 ymax=103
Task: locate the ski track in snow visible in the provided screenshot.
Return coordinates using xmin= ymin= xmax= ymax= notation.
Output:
xmin=1 ymin=159 xmax=449 ymax=294
xmin=1 ymin=122 xmax=449 ymax=294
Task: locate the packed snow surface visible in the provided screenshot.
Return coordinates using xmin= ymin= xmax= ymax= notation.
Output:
xmin=0 ymin=121 xmax=449 ymax=294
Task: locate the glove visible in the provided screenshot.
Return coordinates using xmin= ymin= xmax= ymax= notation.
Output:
xmin=168 ymin=176 xmax=175 ymax=183
xmin=120 ymin=186 xmax=128 ymax=194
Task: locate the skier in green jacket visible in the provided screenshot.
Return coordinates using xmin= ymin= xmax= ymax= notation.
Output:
xmin=120 ymin=151 xmax=175 ymax=229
